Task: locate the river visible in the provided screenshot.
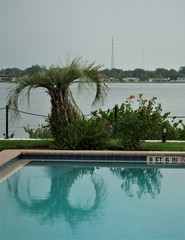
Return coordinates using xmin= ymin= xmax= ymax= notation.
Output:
xmin=0 ymin=82 xmax=185 ymax=138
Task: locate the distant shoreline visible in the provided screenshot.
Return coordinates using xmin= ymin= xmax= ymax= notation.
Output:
xmin=1 ymin=80 xmax=185 ymax=84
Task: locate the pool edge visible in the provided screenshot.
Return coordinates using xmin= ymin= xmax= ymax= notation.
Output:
xmin=1 ymin=149 xmax=185 ymax=170
xmin=0 ymin=150 xmax=22 ymax=170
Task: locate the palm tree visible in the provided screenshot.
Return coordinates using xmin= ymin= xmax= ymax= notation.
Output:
xmin=7 ymin=57 xmax=109 ymax=140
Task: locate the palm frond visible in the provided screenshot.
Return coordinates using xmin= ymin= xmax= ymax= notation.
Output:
xmin=68 ymin=89 xmax=82 ymax=116
xmin=92 ymin=82 xmax=109 ymax=106
xmin=7 ymin=69 xmax=49 ymax=120
xmin=77 ymin=61 xmax=109 ymax=106
xmin=7 ymin=57 xmax=109 ymax=123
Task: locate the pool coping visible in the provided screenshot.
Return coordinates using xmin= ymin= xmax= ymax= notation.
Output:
xmin=1 ymin=149 xmax=185 ymax=170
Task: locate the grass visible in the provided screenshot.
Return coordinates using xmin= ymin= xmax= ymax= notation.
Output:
xmin=0 ymin=139 xmax=185 ymax=151
xmin=0 ymin=139 xmax=53 ymax=151
xmin=143 ymin=142 xmax=185 ymax=151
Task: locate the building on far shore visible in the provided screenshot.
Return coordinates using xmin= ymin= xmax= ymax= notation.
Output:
xmin=122 ymin=77 xmax=139 ymax=82
xmin=0 ymin=75 xmax=16 ymax=82
xmin=148 ymin=77 xmax=170 ymax=83
xmin=0 ymin=75 xmax=10 ymax=81
xmin=176 ymin=77 xmax=185 ymax=83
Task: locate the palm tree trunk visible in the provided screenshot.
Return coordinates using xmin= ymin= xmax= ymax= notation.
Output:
xmin=49 ymin=88 xmax=80 ymax=141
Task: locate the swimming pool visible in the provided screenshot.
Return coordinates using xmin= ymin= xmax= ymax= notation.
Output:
xmin=1 ymin=160 xmax=185 ymax=240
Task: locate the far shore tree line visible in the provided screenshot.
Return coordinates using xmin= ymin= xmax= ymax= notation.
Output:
xmin=1 ymin=65 xmax=185 ymax=81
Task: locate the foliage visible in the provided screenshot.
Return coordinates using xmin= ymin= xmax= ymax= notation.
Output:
xmin=53 ymin=116 xmax=109 ymax=150
xmin=132 ymin=68 xmax=148 ymax=80
xmin=166 ymin=120 xmax=185 ymax=140
xmin=101 ymin=67 xmax=185 ymax=81
xmin=0 ymin=65 xmax=41 ymax=77
xmin=23 ymin=65 xmax=41 ymax=75
xmin=0 ymin=68 xmax=23 ymax=77
xmin=179 ymin=66 xmax=185 ymax=74
xmin=7 ymin=57 xmax=108 ymax=148
xmin=105 ymin=138 xmax=122 ymax=150
xmin=22 ymin=93 xmax=185 ymax=150
xmin=118 ymin=95 xmax=168 ymax=149
xmin=2 ymin=65 xmax=185 ymax=81
xmin=94 ymin=95 xmax=167 ymax=149
xmin=24 ymin=123 xmax=52 ymax=139
xmin=104 ymin=95 xmax=185 ymax=150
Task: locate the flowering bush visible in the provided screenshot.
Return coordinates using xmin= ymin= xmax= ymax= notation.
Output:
xmin=118 ymin=94 xmax=166 ymax=149
xmin=95 ymin=94 xmax=171 ymax=150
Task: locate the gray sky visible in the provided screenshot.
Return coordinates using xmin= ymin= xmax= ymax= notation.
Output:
xmin=1 ymin=0 xmax=185 ymax=70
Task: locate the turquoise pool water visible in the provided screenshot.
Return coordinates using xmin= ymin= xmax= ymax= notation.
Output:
xmin=1 ymin=162 xmax=185 ymax=240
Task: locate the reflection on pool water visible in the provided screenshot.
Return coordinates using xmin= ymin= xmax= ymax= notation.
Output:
xmin=1 ymin=162 xmax=185 ymax=240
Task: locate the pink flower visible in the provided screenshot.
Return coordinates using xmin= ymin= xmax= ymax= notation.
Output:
xmin=130 ymin=95 xmax=135 ymax=99
xmin=144 ymin=99 xmax=148 ymax=103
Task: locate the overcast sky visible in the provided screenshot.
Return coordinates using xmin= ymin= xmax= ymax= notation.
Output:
xmin=1 ymin=0 xmax=185 ymax=70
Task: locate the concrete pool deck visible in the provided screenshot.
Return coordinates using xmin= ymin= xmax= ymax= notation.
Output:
xmin=1 ymin=149 xmax=185 ymax=169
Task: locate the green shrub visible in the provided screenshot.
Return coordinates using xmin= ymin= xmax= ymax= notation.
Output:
xmin=118 ymin=95 xmax=182 ymax=149
xmin=106 ymin=138 xmax=122 ymax=150
xmin=53 ymin=116 xmax=109 ymax=150
xmin=24 ymin=123 xmax=52 ymax=139
xmin=96 ymin=94 xmax=172 ymax=150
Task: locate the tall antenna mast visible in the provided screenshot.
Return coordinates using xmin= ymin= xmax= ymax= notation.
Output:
xmin=111 ymin=36 xmax=114 ymax=69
